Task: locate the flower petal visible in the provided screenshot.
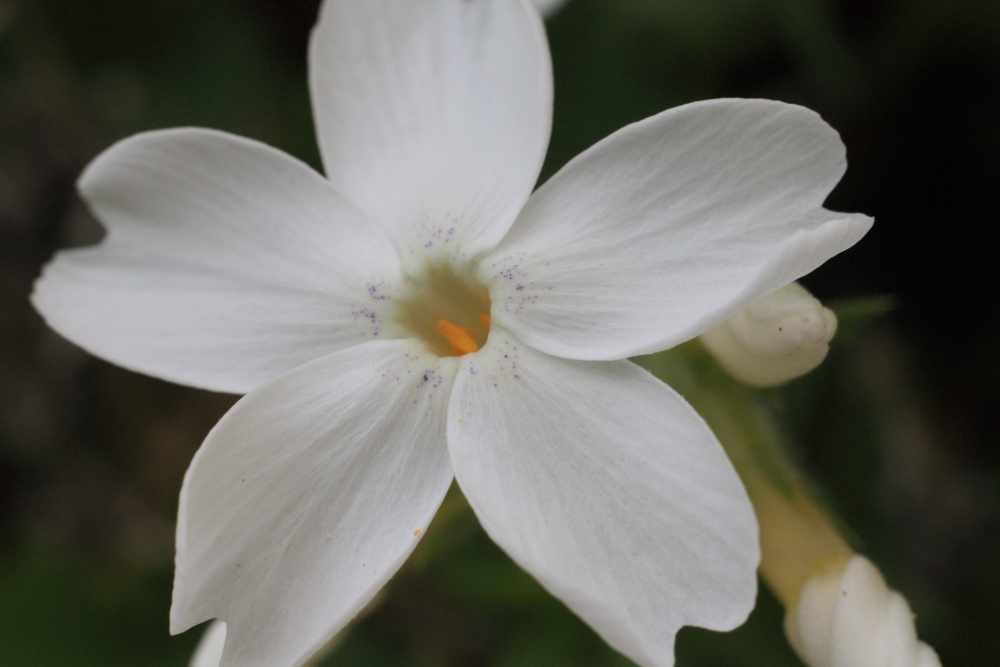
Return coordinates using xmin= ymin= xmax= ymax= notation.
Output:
xmin=309 ymin=0 xmax=552 ymax=267
xmin=448 ymin=327 xmax=759 ymax=667
xmin=483 ymin=99 xmax=873 ymax=360
xmin=32 ymin=128 xmax=405 ymax=394
xmin=171 ymin=339 xmax=457 ymax=667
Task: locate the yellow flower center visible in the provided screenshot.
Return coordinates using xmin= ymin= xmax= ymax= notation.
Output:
xmin=395 ymin=264 xmax=491 ymax=357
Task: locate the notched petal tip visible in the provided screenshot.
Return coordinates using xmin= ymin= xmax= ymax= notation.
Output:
xmin=448 ymin=331 xmax=759 ymax=667
xmin=32 ymin=126 xmax=406 ymax=395
xmin=487 ymin=98 xmax=872 ymax=362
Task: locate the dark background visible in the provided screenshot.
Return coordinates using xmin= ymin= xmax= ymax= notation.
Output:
xmin=1 ymin=0 xmax=998 ymax=665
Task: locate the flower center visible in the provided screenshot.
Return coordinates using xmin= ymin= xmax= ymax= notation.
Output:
xmin=395 ymin=263 xmax=491 ymax=357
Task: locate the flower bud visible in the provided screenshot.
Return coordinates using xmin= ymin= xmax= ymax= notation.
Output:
xmin=189 ymin=620 xmax=226 ymax=667
xmin=785 ymin=555 xmax=942 ymax=667
xmin=533 ymin=0 xmax=570 ymax=17
xmin=699 ymin=282 xmax=837 ymax=387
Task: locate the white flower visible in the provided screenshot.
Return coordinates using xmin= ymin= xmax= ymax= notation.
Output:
xmin=785 ymin=556 xmax=942 ymax=667
xmin=699 ymin=281 xmax=838 ymax=387
xmin=30 ymin=1 xmax=872 ymax=666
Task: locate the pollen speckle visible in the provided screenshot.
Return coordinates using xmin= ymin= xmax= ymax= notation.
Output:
xmin=413 ymin=529 xmax=421 ymax=536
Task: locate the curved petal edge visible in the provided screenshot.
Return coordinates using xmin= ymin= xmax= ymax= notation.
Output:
xmin=32 ymin=127 xmax=405 ymax=394
xmin=171 ymin=340 xmax=457 ymax=667
xmin=484 ymin=98 xmax=872 ymax=361
xmin=448 ymin=328 xmax=759 ymax=667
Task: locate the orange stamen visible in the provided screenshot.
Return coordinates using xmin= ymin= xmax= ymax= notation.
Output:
xmin=438 ymin=319 xmax=479 ymax=355
xmin=479 ymin=313 xmax=491 ymax=328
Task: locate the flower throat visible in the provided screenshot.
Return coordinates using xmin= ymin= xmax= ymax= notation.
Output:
xmin=395 ymin=263 xmax=491 ymax=357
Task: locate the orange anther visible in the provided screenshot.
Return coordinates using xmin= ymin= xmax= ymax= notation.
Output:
xmin=437 ymin=319 xmax=479 ymax=355
xmin=479 ymin=313 xmax=491 ymax=329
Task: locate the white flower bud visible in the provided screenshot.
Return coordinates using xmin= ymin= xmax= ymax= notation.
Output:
xmin=533 ymin=0 xmax=570 ymax=18
xmin=785 ymin=555 xmax=942 ymax=667
xmin=699 ymin=282 xmax=837 ymax=387
xmin=188 ymin=620 xmax=226 ymax=667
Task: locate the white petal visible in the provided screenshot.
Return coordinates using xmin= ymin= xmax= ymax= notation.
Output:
xmin=309 ymin=0 xmax=552 ymax=268
xmin=483 ymin=99 xmax=873 ymax=360
xmin=447 ymin=327 xmax=759 ymax=667
xmin=32 ymin=128 xmax=405 ymax=394
xmin=189 ymin=621 xmax=226 ymax=667
xmin=171 ymin=340 xmax=457 ymax=667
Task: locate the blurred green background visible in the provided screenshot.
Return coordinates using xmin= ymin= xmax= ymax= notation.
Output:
xmin=1 ymin=0 xmax=998 ymax=665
